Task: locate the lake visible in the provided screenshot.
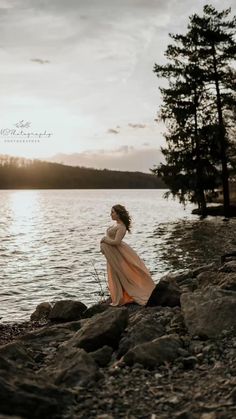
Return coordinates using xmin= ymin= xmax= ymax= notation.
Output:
xmin=1 ymin=189 xmax=236 ymax=323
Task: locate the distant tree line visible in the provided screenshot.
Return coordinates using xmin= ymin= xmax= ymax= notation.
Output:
xmin=152 ymin=4 xmax=236 ymax=217
xmin=0 ymin=155 xmax=166 ymax=189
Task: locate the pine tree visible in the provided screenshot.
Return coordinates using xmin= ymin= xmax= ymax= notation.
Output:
xmin=152 ymin=4 xmax=236 ymax=216
xmin=188 ymin=5 xmax=236 ymax=216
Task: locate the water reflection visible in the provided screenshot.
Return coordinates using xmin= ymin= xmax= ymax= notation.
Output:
xmin=8 ymin=190 xmax=41 ymax=245
xmin=153 ymin=218 xmax=236 ymax=272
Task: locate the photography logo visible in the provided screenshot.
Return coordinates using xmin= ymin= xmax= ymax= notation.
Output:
xmin=0 ymin=120 xmax=53 ymax=143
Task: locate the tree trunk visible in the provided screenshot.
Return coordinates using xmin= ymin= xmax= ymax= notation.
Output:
xmin=194 ymin=85 xmax=207 ymax=217
xmin=212 ymin=44 xmax=230 ymax=217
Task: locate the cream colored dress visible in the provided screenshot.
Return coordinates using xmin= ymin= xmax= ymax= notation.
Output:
xmin=100 ymin=223 xmax=156 ymax=306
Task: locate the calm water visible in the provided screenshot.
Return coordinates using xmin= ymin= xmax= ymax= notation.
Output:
xmin=1 ymin=189 xmax=236 ymax=323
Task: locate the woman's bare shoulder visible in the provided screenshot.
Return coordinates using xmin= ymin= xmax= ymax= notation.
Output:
xmin=117 ymin=222 xmax=126 ymax=230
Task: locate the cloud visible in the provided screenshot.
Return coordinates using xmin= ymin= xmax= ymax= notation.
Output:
xmin=128 ymin=123 xmax=147 ymax=128
xmin=0 ymin=0 xmax=231 ymax=162
xmin=30 ymin=58 xmax=50 ymax=64
xmin=44 ymin=146 xmax=164 ymax=173
xmin=107 ymin=128 xmax=120 ymax=134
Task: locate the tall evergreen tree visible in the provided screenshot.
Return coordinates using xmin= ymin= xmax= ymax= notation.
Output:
xmin=152 ymin=21 xmax=219 ymax=212
xmin=152 ymin=4 xmax=236 ymax=216
xmin=188 ymin=5 xmax=236 ymax=216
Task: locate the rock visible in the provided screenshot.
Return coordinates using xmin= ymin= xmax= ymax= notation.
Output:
xmin=221 ymin=250 xmax=236 ymax=264
xmin=0 ymin=355 xmax=73 ymax=418
xmin=181 ymin=287 xmax=236 ymax=338
xmin=191 ymin=263 xmax=216 ymax=277
xmin=30 ymin=302 xmax=52 ymax=322
xmin=197 ymin=271 xmax=236 ymax=291
xmin=230 ymin=387 xmax=236 ymax=403
xmin=61 ymin=307 xmax=128 ymax=352
xmin=181 ymin=356 xmax=198 ymax=369
xmin=200 ymin=414 xmax=216 ymax=419
xmin=177 ymin=277 xmax=198 ymax=292
xmin=117 ymin=309 xmax=165 ymax=357
xmin=175 ymin=411 xmax=192 ymax=419
xmin=122 ymin=334 xmax=183 ymax=368
xmin=90 ymin=346 xmax=113 ymax=367
xmin=0 ymin=342 xmax=34 ymax=367
xmin=161 ymin=271 xmax=192 ymax=284
xmin=219 ymin=261 xmax=236 ymax=273
xmin=49 ymin=300 xmax=87 ymax=322
xmin=82 ymin=303 xmax=109 ymax=319
xmin=51 ymin=347 xmax=100 ymax=387
xmin=146 ymin=279 xmax=181 ymax=307
xmin=0 ymin=374 xmax=73 ymax=419
xmin=19 ymin=322 xmax=80 ymax=349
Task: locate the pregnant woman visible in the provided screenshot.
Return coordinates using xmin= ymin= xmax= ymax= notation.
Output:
xmin=100 ymin=204 xmax=156 ymax=306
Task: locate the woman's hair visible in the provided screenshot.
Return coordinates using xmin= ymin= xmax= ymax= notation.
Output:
xmin=112 ymin=204 xmax=132 ymax=232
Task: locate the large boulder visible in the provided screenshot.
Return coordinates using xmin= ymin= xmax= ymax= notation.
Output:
xmin=0 ymin=342 xmax=34 ymax=368
xmin=122 ymin=334 xmax=183 ymax=368
xmin=0 ymin=375 xmax=72 ymax=419
xmin=61 ymin=307 xmax=128 ymax=352
xmin=0 ymin=356 xmax=73 ymax=419
xmin=117 ymin=308 xmax=165 ymax=357
xmin=30 ymin=302 xmax=52 ymax=322
xmin=146 ymin=279 xmax=181 ymax=307
xmin=181 ymin=287 xmax=236 ymax=338
xmin=19 ymin=321 xmax=81 ymax=350
xmin=82 ymin=303 xmax=109 ymax=319
xmin=197 ymin=271 xmax=236 ymax=292
xmin=50 ymin=347 xmax=100 ymax=387
xmin=49 ymin=300 xmax=87 ymax=322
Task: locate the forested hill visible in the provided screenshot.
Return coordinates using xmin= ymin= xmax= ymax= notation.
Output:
xmin=0 ymin=156 xmax=166 ymax=189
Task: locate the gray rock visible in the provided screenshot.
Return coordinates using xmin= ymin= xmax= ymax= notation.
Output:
xmin=30 ymin=302 xmax=52 ymax=322
xmin=181 ymin=287 xmax=236 ymax=338
xmin=181 ymin=356 xmax=198 ymax=369
xmin=122 ymin=334 xmax=183 ymax=368
xmin=82 ymin=303 xmax=109 ymax=319
xmin=49 ymin=300 xmax=87 ymax=322
xmin=197 ymin=271 xmax=236 ymax=291
xmin=19 ymin=322 xmax=79 ymax=349
xmin=146 ymin=279 xmax=181 ymax=307
xmin=0 ymin=374 xmax=73 ymax=419
xmin=191 ymin=263 xmax=216 ymax=277
xmin=61 ymin=307 xmax=128 ymax=352
xmin=90 ymin=345 xmax=113 ymax=367
xmin=0 ymin=342 xmax=34 ymax=367
xmin=117 ymin=310 xmax=165 ymax=357
xmin=50 ymin=347 xmax=100 ymax=387
xmin=0 ymin=355 xmax=73 ymax=418
xmin=177 ymin=277 xmax=198 ymax=292
xmin=219 ymin=261 xmax=236 ymax=273
xmin=160 ymin=271 xmax=192 ymax=284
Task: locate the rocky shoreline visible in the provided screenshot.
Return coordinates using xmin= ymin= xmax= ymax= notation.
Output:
xmin=0 ymin=256 xmax=236 ymax=419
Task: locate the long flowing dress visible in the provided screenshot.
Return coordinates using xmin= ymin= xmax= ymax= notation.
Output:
xmin=100 ymin=223 xmax=156 ymax=306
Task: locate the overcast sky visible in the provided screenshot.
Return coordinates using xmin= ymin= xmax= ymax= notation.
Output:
xmin=0 ymin=0 xmax=234 ymax=171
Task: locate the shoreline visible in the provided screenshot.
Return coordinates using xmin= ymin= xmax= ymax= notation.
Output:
xmin=0 ymin=257 xmax=236 ymax=418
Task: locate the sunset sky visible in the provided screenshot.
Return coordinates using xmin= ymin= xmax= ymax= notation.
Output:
xmin=0 ymin=0 xmax=234 ymax=172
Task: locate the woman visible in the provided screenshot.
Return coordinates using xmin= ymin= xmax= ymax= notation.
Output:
xmin=100 ymin=204 xmax=156 ymax=306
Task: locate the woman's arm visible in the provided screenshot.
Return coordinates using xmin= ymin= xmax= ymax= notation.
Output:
xmin=101 ymin=225 xmax=126 ymax=245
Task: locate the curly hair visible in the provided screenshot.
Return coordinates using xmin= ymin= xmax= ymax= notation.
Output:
xmin=112 ymin=204 xmax=132 ymax=232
